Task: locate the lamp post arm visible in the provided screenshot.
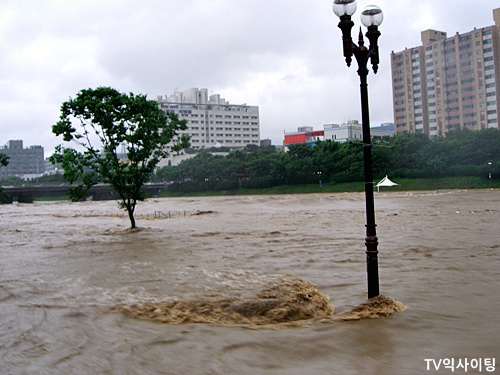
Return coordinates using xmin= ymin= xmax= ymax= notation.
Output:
xmin=338 ymin=15 xmax=355 ymax=67
xmin=366 ymin=26 xmax=381 ymax=73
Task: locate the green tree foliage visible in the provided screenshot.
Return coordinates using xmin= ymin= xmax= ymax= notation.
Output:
xmin=50 ymin=87 xmax=190 ymax=228
xmin=156 ymin=128 xmax=500 ymax=193
xmin=389 ymin=129 xmax=499 ymax=178
xmin=0 ymin=153 xmax=9 ymax=202
xmin=389 ymin=132 xmax=432 ymax=178
xmin=0 ymin=153 xmax=9 ymax=167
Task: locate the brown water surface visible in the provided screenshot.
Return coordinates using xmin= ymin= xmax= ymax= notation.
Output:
xmin=0 ymin=190 xmax=498 ymax=374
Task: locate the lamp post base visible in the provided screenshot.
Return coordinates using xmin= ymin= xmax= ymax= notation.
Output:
xmin=365 ymin=234 xmax=379 ymax=299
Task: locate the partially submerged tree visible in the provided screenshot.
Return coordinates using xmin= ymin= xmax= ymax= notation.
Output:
xmin=50 ymin=87 xmax=190 ymax=228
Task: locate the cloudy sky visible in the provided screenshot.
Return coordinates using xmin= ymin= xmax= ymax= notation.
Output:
xmin=0 ymin=0 xmax=497 ymax=157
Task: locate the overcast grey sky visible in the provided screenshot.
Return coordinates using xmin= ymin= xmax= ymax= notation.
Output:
xmin=0 ymin=0 xmax=497 ymax=157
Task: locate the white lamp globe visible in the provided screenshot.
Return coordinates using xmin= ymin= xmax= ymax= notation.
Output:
xmin=360 ymin=5 xmax=383 ymax=27
xmin=332 ymin=0 xmax=357 ymax=17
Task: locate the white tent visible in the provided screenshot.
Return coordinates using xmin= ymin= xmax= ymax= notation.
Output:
xmin=375 ymin=175 xmax=399 ymax=192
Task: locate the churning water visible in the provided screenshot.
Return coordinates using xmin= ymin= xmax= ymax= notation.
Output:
xmin=0 ymin=189 xmax=498 ymax=374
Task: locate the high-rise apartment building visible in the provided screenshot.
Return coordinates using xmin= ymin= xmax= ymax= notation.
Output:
xmin=391 ymin=8 xmax=500 ymax=137
xmin=157 ymin=88 xmax=260 ymax=149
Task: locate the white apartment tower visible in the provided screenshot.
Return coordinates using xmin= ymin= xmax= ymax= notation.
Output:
xmin=391 ymin=8 xmax=500 ymax=137
xmin=157 ymin=88 xmax=260 ymax=149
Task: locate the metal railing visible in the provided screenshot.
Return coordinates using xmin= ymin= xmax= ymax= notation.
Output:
xmin=72 ymin=210 xmax=201 ymax=219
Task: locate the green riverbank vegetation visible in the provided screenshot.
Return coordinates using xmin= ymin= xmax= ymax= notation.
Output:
xmin=154 ymin=129 xmax=499 ymax=196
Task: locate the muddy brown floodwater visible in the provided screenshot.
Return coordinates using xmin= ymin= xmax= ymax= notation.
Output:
xmin=0 ymin=189 xmax=499 ymax=374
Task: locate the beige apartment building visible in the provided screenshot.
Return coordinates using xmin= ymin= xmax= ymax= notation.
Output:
xmin=391 ymin=8 xmax=500 ymax=137
xmin=157 ymin=88 xmax=260 ymax=150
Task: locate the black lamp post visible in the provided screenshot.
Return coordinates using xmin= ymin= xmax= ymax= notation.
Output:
xmin=332 ymin=0 xmax=383 ymax=299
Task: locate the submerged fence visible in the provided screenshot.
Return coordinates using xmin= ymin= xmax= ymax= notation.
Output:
xmin=152 ymin=210 xmax=201 ymax=218
xmin=74 ymin=210 xmax=202 ymax=219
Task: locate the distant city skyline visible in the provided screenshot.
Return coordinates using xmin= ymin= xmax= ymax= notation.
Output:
xmin=0 ymin=1 xmax=496 ymax=158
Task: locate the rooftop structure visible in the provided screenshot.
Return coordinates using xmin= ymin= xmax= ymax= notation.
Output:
xmin=283 ymin=122 xmax=394 ymax=149
xmin=283 ymin=126 xmax=324 ymax=150
xmin=324 ymin=121 xmax=394 ymax=143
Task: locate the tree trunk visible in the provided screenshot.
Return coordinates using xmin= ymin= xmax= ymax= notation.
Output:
xmin=128 ymin=209 xmax=136 ymax=229
xmin=126 ymin=200 xmax=136 ymax=229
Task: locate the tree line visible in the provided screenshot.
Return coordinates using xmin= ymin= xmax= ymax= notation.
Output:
xmin=154 ymin=128 xmax=499 ymax=193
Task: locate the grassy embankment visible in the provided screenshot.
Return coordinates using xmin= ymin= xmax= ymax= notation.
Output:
xmin=19 ymin=176 xmax=496 ymax=201
xmin=158 ymin=176 xmax=498 ymax=197
xmin=32 ymin=195 xmax=71 ymax=201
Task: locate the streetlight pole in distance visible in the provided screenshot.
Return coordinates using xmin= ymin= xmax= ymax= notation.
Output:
xmin=488 ymin=162 xmax=492 ymax=186
xmin=332 ymin=0 xmax=383 ymax=299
